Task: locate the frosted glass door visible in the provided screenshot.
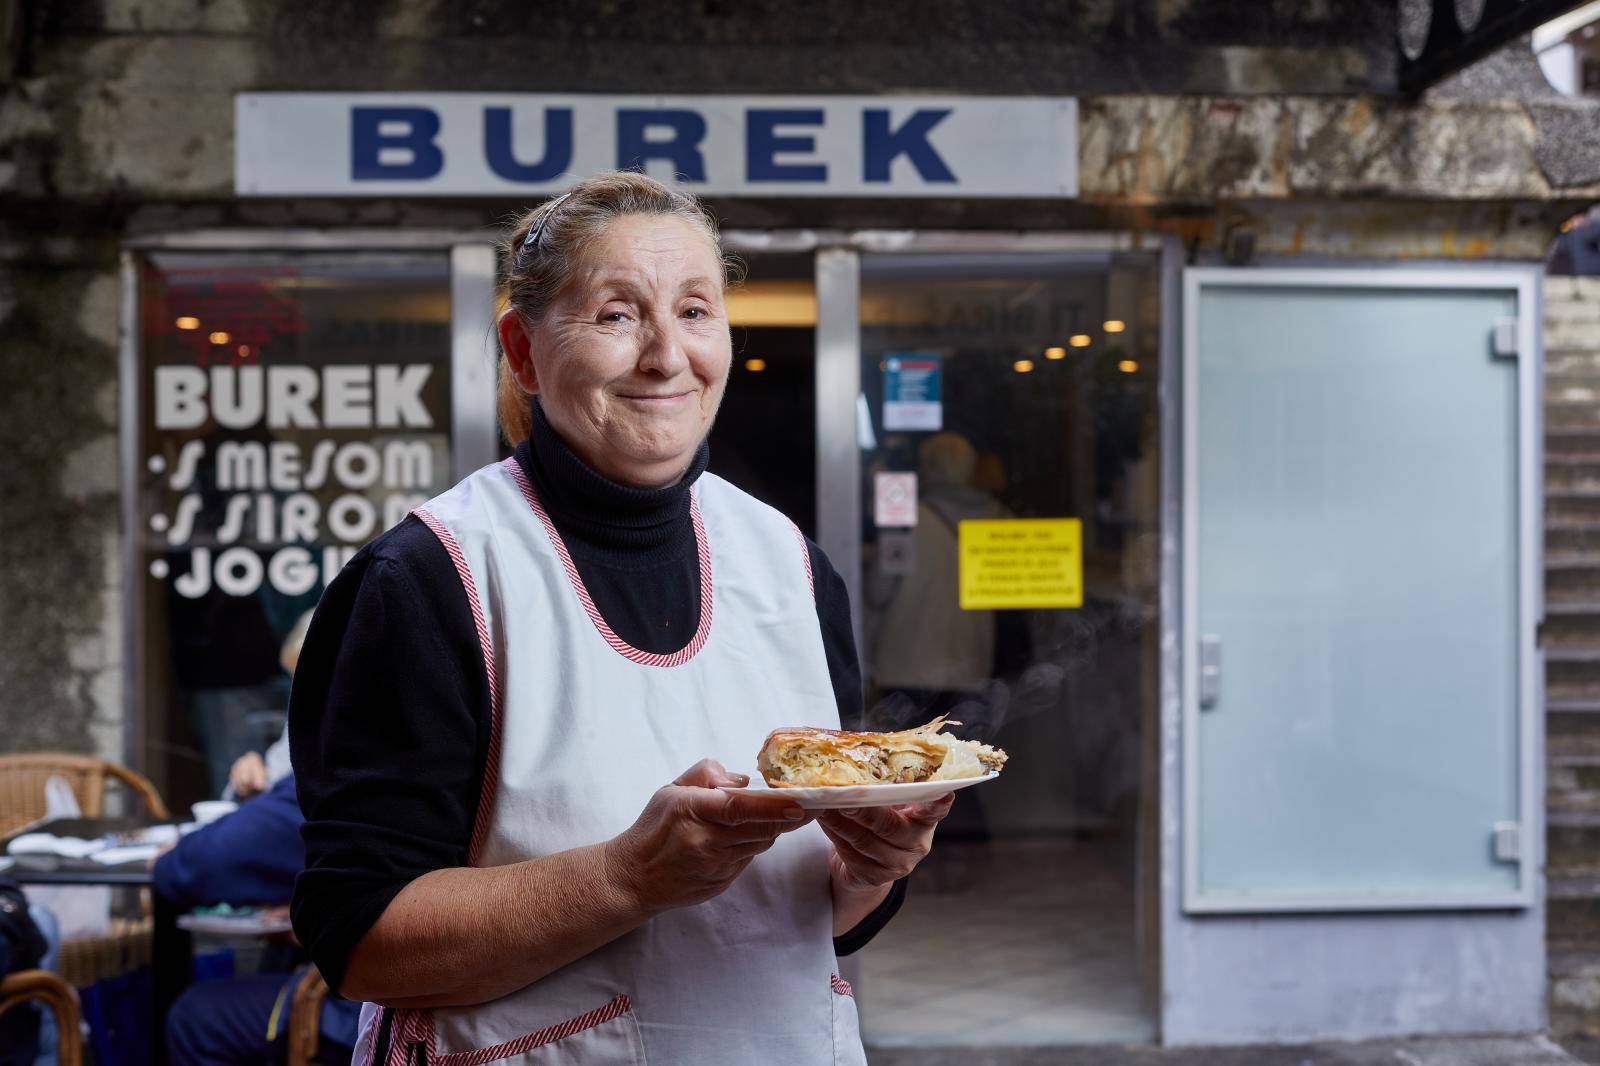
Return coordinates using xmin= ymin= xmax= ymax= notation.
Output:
xmin=1184 ymin=270 xmax=1535 ymax=912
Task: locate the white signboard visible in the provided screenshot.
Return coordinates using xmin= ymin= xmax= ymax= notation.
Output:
xmin=235 ymin=94 xmax=1077 ymax=198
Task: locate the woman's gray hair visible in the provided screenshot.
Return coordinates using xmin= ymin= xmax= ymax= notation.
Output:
xmin=496 ymin=171 xmax=738 ymax=443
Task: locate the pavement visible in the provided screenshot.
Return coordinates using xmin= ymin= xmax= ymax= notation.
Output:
xmin=865 ymin=1033 xmax=1586 ymax=1065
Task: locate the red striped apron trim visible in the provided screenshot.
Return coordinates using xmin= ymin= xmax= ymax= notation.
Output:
xmin=381 ymin=1007 xmax=405 ymax=1066
xmin=384 ymin=1005 xmax=439 ymax=1066
xmin=412 ymin=507 xmax=504 ymax=866
xmin=831 ymin=972 xmax=854 ymax=998
xmin=503 ymin=457 xmax=714 ymax=668
xmin=430 ymin=995 xmax=634 ymax=1066
xmin=359 ymin=1006 xmax=383 ymax=1066
xmin=787 ymin=519 xmax=815 ymax=601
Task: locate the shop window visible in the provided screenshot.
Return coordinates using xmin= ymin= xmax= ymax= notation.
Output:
xmin=133 ymin=252 xmax=455 ymax=804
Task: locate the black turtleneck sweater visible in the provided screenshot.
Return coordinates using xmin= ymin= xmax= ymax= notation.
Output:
xmin=290 ymin=405 xmax=904 ymax=996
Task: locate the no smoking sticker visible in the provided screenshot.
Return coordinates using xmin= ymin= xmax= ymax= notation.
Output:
xmin=874 ymin=472 xmax=918 ymax=528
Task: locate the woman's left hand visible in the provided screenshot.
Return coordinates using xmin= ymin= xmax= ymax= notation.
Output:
xmin=817 ymin=793 xmax=955 ymax=891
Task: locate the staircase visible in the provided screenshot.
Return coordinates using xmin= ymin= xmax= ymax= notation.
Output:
xmin=1545 ymin=276 xmax=1600 ymax=1045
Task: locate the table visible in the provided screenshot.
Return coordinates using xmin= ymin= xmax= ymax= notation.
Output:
xmin=3 ymin=816 xmax=193 ymax=1066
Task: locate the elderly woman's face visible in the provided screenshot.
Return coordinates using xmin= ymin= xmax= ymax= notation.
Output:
xmin=528 ymin=214 xmax=731 ymax=488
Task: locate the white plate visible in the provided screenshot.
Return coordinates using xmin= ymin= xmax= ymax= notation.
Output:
xmin=719 ymin=772 xmax=999 ymax=810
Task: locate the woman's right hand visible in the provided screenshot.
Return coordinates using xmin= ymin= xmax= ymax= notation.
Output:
xmin=604 ymin=759 xmax=811 ymax=915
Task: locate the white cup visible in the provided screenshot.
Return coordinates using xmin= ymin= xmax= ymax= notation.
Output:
xmin=190 ymin=800 xmax=238 ymax=826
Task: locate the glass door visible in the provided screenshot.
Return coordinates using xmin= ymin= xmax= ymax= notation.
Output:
xmin=1183 ymin=269 xmax=1538 ymax=912
xmin=850 ymin=250 xmax=1163 ymax=1046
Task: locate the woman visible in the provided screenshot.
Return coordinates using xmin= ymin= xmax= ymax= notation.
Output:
xmin=289 ymin=171 xmax=952 ymax=1065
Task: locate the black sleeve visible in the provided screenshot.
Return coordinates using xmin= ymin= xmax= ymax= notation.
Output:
xmin=806 ymin=538 xmax=864 ymax=729
xmin=290 ymin=517 xmax=489 ymax=995
xmin=805 ymin=538 xmax=909 ymax=956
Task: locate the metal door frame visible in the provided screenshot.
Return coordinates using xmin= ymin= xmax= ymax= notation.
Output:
xmin=1178 ymin=265 xmax=1543 ymax=913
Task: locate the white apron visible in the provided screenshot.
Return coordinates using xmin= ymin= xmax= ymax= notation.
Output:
xmin=354 ymin=457 xmax=867 ymax=1066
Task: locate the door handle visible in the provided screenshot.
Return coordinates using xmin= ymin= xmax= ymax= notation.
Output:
xmin=1200 ymin=635 xmax=1221 ymax=709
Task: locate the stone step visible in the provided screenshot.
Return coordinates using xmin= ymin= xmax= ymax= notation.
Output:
xmin=1547 ymin=350 xmax=1600 ymax=376
xmin=1548 ymin=429 xmax=1600 ymax=456
xmin=1549 ymin=790 xmax=1600 ymax=815
xmin=1548 ymin=811 xmax=1600 ymax=872
xmin=1545 ymin=615 xmax=1600 ymax=646
xmin=1544 ymin=687 xmax=1600 ymax=711
xmin=1548 ymin=496 xmax=1600 ymax=523
xmin=1542 ymin=598 xmax=1600 ymax=614
xmin=1548 ymin=544 xmax=1600 ymax=569
xmin=1548 ymin=596 xmax=1600 ymax=614
xmin=1546 ymin=531 xmax=1600 ymax=559
xmin=1551 ymin=756 xmax=1600 ymax=793
xmin=1551 ymin=874 xmax=1600 ymax=899
xmin=1544 ymin=275 xmax=1600 ymax=297
xmin=1548 ymin=682 xmax=1600 ymax=711
xmin=1549 ymin=670 xmax=1600 ymax=689
xmin=1549 ymin=896 xmax=1600 ymax=944
xmin=1550 ymin=714 xmax=1600 ymax=762
xmin=1542 ymin=643 xmax=1600 ymax=659
xmin=1552 ymin=731 xmax=1600 ymax=760
xmin=1542 ymin=659 xmax=1600 ymax=694
xmin=1547 ymin=321 xmax=1600 ymax=350
xmin=1550 ymin=406 xmax=1600 ymax=430
xmin=1550 ymin=385 xmax=1600 ymax=405
xmin=1547 ymin=296 xmax=1600 ymax=310
xmin=1549 ymin=415 xmax=1600 ymax=433
xmin=864 ymin=1036 xmax=1595 ymax=1065
xmin=1547 ymin=946 xmax=1600 ymax=1038
xmin=1546 ymin=471 xmax=1600 ymax=495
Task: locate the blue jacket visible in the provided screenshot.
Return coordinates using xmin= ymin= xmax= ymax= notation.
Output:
xmin=154 ymin=775 xmax=304 ymax=909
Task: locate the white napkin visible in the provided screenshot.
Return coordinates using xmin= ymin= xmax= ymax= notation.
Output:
xmin=7 ymin=833 xmax=105 ymax=859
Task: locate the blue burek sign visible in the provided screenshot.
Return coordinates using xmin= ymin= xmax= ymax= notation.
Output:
xmin=235 ymin=94 xmax=1077 ymax=198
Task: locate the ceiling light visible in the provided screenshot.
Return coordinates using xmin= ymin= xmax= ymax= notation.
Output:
xmin=1104 ymin=320 xmax=1126 ymax=333
xmin=744 ymin=357 xmax=767 ymax=372
xmin=208 ymin=331 xmax=230 ymax=344
xmin=1118 ymin=360 xmax=1139 ymax=374
xmin=1070 ymin=334 xmax=1092 ymax=347
xmin=1044 ymin=347 xmax=1067 ymax=360
xmin=175 ymin=316 xmax=199 ymax=330
xmin=1013 ymin=359 xmax=1034 ymax=373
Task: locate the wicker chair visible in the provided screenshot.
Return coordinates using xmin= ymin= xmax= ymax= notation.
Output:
xmin=0 ymin=753 xmax=169 ymax=988
xmin=0 ymin=753 xmax=169 ymax=838
xmin=287 ymin=967 xmax=331 ymax=1066
xmin=0 ymin=969 xmax=84 ymax=1066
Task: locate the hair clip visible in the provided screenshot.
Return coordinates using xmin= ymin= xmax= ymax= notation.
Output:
xmin=521 ymin=192 xmax=574 ymax=253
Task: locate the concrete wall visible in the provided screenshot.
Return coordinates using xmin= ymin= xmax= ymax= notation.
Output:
xmin=0 ymin=247 xmax=125 ymax=760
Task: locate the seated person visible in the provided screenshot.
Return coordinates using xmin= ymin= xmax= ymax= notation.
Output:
xmin=0 ymin=873 xmax=49 ymax=1066
xmin=156 ymin=773 xmax=360 ymax=1066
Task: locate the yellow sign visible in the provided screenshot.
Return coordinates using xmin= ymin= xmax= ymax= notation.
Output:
xmin=958 ymin=518 xmax=1083 ymax=610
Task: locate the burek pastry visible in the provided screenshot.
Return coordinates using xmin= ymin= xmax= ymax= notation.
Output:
xmin=757 ymin=716 xmax=1008 ymax=788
